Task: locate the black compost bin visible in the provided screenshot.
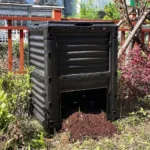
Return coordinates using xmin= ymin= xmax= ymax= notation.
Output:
xmin=28 ymin=21 xmax=118 ymax=132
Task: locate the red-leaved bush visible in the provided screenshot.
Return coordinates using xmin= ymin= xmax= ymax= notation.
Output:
xmin=118 ymin=46 xmax=150 ymax=103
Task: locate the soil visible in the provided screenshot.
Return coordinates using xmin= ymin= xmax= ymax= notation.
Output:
xmin=61 ymin=112 xmax=117 ymax=141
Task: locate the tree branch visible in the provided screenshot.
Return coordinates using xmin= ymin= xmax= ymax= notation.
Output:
xmin=122 ymin=0 xmax=134 ymax=30
xmin=118 ymin=9 xmax=150 ymax=59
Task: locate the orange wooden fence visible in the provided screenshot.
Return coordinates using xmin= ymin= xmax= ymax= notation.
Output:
xmin=0 ymin=12 xmax=119 ymax=73
xmin=1 ymin=10 xmax=150 ymax=73
xmin=0 ymin=9 xmax=61 ymax=73
xmin=119 ymin=27 xmax=150 ymax=47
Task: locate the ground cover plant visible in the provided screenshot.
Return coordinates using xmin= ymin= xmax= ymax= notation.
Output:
xmin=1 ymin=44 xmax=150 ymax=149
xmin=0 ymin=70 xmax=46 ymax=149
xmin=1 ymin=1 xmax=150 ymax=149
xmin=46 ymin=106 xmax=150 ymax=150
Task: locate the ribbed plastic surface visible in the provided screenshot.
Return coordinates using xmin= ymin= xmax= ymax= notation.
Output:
xmin=29 ymin=21 xmax=118 ymax=131
xmin=57 ymin=32 xmax=110 ymax=75
xmin=29 ymin=31 xmax=46 ymax=122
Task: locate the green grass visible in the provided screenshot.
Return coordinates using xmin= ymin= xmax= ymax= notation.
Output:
xmin=46 ymin=98 xmax=150 ymax=150
xmin=49 ymin=116 xmax=150 ymax=150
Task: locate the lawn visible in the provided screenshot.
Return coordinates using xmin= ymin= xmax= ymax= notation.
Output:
xmin=46 ymin=99 xmax=150 ymax=150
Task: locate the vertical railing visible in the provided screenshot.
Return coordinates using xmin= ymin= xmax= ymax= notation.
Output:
xmin=148 ymin=32 xmax=150 ymax=47
xmin=121 ymin=31 xmax=125 ymax=46
xmin=0 ymin=9 xmax=62 ymax=73
xmin=119 ymin=27 xmax=150 ymax=48
xmin=20 ymin=29 xmax=24 ymax=72
xmin=8 ymin=20 xmax=12 ymax=71
xmin=141 ymin=31 xmax=145 ymax=44
xmin=1 ymin=11 xmax=150 ymax=74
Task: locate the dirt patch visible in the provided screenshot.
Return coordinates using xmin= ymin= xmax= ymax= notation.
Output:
xmin=61 ymin=112 xmax=117 ymax=141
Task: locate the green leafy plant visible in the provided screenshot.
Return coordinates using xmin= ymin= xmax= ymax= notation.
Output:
xmin=0 ymin=75 xmax=15 ymax=130
xmin=103 ymin=3 xmax=120 ymax=20
xmin=12 ymin=42 xmax=28 ymax=58
xmin=29 ymin=132 xmax=46 ymax=149
xmin=72 ymin=0 xmax=100 ymax=19
xmin=0 ymin=69 xmax=47 ymax=149
xmin=0 ymin=42 xmax=29 ymax=65
xmin=115 ymin=108 xmax=148 ymax=132
xmin=2 ymin=119 xmax=46 ymax=149
xmin=2 ymin=70 xmax=31 ymax=114
xmin=0 ymin=90 xmax=15 ymax=130
xmin=0 ymin=68 xmax=31 ymax=127
xmin=0 ymin=43 xmax=8 ymax=59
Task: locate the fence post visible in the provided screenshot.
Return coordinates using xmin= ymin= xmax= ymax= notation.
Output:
xmin=52 ymin=9 xmax=61 ymax=21
xmin=20 ymin=30 xmax=24 ymax=72
xmin=148 ymin=32 xmax=150 ymax=48
xmin=121 ymin=31 xmax=125 ymax=46
xmin=8 ymin=20 xmax=12 ymax=71
xmin=141 ymin=31 xmax=144 ymax=44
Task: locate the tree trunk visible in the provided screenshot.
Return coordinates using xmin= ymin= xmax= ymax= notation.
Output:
xmin=118 ymin=9 xmax=150 ymax=59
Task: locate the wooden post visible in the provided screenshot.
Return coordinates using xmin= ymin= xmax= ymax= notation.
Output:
xmin=121 ymin=31 xmax=125 ymax=46
xmin=141 ymin=31 xmax=145 ymax=44
xmin=134 ymin=42 xmax=138 ymax=47
xmin=148 ymin=32 xmax=150 ymax=48
xmin=52 ymin=9 xmax=61 ymax=21
xmin=8 ymin=20 xmax=12 ymax=71
xmin=118 ymin=9 xmax=150 ymax=59
xmin=20 ymin=30 xmax=24 ymax=72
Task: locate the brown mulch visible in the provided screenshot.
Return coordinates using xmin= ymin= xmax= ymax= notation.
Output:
xmin=61 ymin=112 xmax=117 ymax=141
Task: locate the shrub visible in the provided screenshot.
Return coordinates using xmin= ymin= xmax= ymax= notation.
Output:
xmin=0 ymin=43 xmax=8 ymax=60
xmin=1 ymin=71 xmax=31 ymax=116
xmin=0 ymin=70 xmax=47 ymax=149
xmin=0 ymin=90 xmax=15 ymax=130
xmin=0 ymin=69 xmax=31 ymax=131
xmin=103 ymin=3 xmax=120 ymax=20
xmin=72 ymin=0 xmax=99 ymax=19
xmin=3 ymin=119 xmax=46 ymax=149
xmin=0 ymin=42 xmax=29 ymax=66
xmin=118 ymin=46 xmax=150 ymax=112
xmin=12 ymin=42 xmax=28 ymax=59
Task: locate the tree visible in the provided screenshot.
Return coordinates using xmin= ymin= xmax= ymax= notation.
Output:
xmin=115 ymin=0 xmax=150 ymax=59
xmin=103 ymin=3 xmax=121 ymax=20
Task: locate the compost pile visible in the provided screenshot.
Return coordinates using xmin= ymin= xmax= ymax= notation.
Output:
xmin=61 ymin=112 xmax=117 ymax=141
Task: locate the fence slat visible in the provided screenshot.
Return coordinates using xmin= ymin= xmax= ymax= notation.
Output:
xmin=148 ymin=32 xmax=150 ymax=48
xmin=8 ymin=20 xmax=12 ymax=71
xmin=121 ymin=31 xmax=125 ymax=46
xmin=0 ymin=26 xmax=28 ymax=30
xmin=141 ymin=31 xmax=145 ymax=44
xmin=52 ymin=9 xmax=61 ymax=21
xmin=20 ymin=30 xmax=24 ymax=72
xmin=2 ymin=12 xmax=150 ymax=73
xmin=0 ymin=9 xmax=62 ymax=73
